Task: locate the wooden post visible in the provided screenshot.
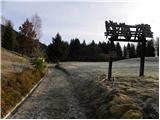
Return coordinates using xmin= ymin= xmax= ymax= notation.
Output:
xmin=139 ymin=38 xmax=146 ymax=76
xmin=108 ymin=40 xmax=114 ymax=80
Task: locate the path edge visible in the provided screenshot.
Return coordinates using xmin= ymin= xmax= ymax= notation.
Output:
xmin=55 ymin=64 xmax=70 ymax=76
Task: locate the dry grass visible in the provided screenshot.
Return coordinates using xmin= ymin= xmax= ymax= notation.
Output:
xmin=98 ymin=75 xmax=159 ymax=107
xmin=1 ymin=69 xmax=45 ymax=117
xmin=1 ymin=48 xmax=45 ymax=118
xmin=1 ymin=48 xmax=31 ymax=74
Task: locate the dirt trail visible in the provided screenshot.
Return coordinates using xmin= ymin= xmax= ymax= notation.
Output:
xmin=8 ymin=68 xmax=86 ymax=119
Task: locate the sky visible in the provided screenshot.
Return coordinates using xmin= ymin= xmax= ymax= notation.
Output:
xmin=1 ymin=0 xmax=160 ymax=45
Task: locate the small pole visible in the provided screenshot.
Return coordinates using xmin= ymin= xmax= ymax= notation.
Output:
xmin=108 ymin=40 xmax=114 ymax=80
xmin=140 ymin=38 xmax=146 ymax=76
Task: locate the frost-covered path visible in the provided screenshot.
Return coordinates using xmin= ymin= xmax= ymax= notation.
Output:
xmin=9 ymin=68 xmax=86 ymax=119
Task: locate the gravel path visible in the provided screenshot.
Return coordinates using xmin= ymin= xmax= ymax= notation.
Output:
xmin=9 ymin=68 xmax=86 ymax=119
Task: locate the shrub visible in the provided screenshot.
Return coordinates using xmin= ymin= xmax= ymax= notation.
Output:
xmin=32 ymin=57 xmax=46 ymax=72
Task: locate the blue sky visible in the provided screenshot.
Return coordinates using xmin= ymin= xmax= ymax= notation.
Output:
xmin=1 ymin=0 xmax=160 ymax=45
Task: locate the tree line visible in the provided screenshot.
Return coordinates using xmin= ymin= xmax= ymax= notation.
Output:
xmin=1 ymin=15 xmax=159 ymax=62
xmin=46 ymin=33 xmax=158 ymax=62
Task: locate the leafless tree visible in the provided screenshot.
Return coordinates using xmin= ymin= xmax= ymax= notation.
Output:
xmin=1 ymin=16 xmax=8 ymax=25
xmin=31 ymin=13 xmax=42 ymax=40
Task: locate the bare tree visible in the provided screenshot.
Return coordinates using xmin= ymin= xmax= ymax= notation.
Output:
xmin=1 ymin=16 xmax=9 ymax=25
xmin=31 ymin=14 xmax=45 ymax=59
xmin=33 ymin=44 xmax=46 ymax=58
xmin=31 ymin=13 xmax=42 ymax=40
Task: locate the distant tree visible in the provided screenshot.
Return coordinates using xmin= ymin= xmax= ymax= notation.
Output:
xmin=88 ymin=40 xmax=101 ymax=54
xmin=46 ymin=44 xmax=54 ymax=61
xmin=106 ymin=41 xmax=111 ymax=52
xmin=78 ymin=40 xmax=86 ymax=59
xmin=111 ymin=41 xmax=116 ymax=51
xmin=82 ymin=40 xmax=87 ymax=48
xmin=2 ymin=20 xmax=16 ymax=50
xmin=46 ymin=33 xmax=69 ymax=62
xmin=127 ymin=43 xmax=131 ymax=58
xmin=155 ymin=37 xmax=159 ymax=56
xmin=136 ymin=42 xmax=142 ymax=57
xmin=123 ymin=45 xmax=127 ymax=58
xmin=130 ymin=44 xmax=136 ymax=58
xmin=68 ymin=38 xmax=81 ymax=60
xmin=115 ymin=42 xmax=122 ymax=59
xmin=146 ymin=39 xmax=155 ymax=57
xmin=98 ymin=41 xmax=102 ymax=50
xmin=89 ymin=40 xmax=96 ymax=49
xmin=98 ymin=41 xmax=109 ymax=54
xmin=74 ymin=38 xmax=81 ymax=51
xmin=18 ymin=19 xmax=36 ymax=56
xmin=31 ymin=13 xmax=42 ymax=40
xmin=127 ymin=43 xmax=136 ymax=58
xmin=87 ymin=40 xmax=103 ymax=61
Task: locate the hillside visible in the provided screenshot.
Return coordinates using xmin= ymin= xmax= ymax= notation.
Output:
xmin=1 ymin=48 xmax=45 ymax=118
xmin=1 ymin=48 xmax=31 ymax=75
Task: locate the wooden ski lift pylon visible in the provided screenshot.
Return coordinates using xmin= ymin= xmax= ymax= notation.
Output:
xmin=104 ymin=20 xmax=153 ymax=80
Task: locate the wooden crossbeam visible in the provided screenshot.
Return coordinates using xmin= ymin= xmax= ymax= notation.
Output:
xmin=105 ymin=21 xmax=137 ymax=28
xmin=105 ymin=31 xmax=142 ymax=36
xmin=105 ymin=21 xmax=152 ymax=39
xmin=109 ymin=39 xmax=140 ymax=42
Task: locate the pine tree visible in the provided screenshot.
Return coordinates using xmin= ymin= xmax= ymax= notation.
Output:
xmin=136 ymin=42 xmax=142 ymax=57
xmin=2 ymin=21 xmax=16 ymax=50
xmin=127 ymin=43 xmax=131 ymax=58
xmin=155 ymin=37 xmax=159 ymax=56
xmin=98 ymin=41 xmax=109 ymax=54
xmin=89 ymin=40 xmax=96 ymax=50
xmin=89 ymin=40 xmax=101 ymax=54
xmin=115 ymin=42 xmax=122 ymax=59
xmin=123 ymin=45 xmax=127 ymax=58
xmin=69 ymin=38 xmax=81 ymax=60
xmin=130 ymin=44 xmax=136 ymax=58
xmin=146 ymin=40 xmax=155 ymax=57
xmin=47 ymin=33 xmax=69 ymax=62
xmin=82 ymin=40 xmax=86 ymax=47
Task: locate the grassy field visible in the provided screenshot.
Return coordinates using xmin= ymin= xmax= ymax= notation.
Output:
xmin=1 ymin=48 xmax=45 ymax=118
xmin=61 ymin=57 xmax=159 ymax=79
